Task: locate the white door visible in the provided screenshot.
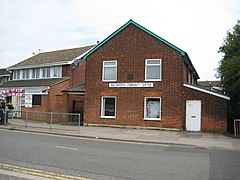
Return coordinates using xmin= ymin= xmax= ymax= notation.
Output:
xmin=186 ymin=100 xmax=201 ymax=131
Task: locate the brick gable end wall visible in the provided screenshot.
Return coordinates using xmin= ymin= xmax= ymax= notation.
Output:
xmin=84 ymin=24 xmax=185 ymax=129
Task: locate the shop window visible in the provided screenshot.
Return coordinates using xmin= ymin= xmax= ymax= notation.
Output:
xmin=145 ymin=59 xmax=162 ymax=81
xmin=21 ymin=95 xmax=25 ymax=106
xmin=144 ymin=97 xmax=161 ymax=120
xmin=32 ymin=95 xmax=42 ymax=106
xmin=101 ymin=97 xmax=116 ymax=118
xmin=102 ymin=61 xmax=117 ymax=81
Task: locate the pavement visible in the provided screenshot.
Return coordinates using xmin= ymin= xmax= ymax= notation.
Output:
xmin=1 ymin=118 xmax=240 ymax=150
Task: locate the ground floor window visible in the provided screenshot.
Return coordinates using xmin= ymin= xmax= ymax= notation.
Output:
xmin=32 ymin=95 xmax=42 ymax=106
xmin=101 ymin=97 xmax=116 ymax=118
xmin=144 ymin=97 xmax=161 ymax=120
xmin=21 ymin=95 xmax=25 ymax=106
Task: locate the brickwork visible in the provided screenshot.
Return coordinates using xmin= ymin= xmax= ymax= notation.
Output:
xmin=21 ymin=79 xmax=70 ymax=122
xmin=62 ymin=65 xmax=71 ymax=77
xmin=183 ymin=86 xmax=227 ymax=132
xmin=48 ymin=79 xmax=70 ymax=113
xmin=70 ymin=62 xmax=86 ymax=87
xmin=84 ymin=24 xmax=185 ymax=129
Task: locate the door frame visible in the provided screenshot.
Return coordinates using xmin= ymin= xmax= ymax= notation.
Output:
xmin=186 ymin=100 xmax=201 ymax=131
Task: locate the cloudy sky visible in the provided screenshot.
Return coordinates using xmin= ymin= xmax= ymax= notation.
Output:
xmin=0 ymin=0 xmax=239 ymax=80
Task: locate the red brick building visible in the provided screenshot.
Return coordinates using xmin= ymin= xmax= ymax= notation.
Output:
xmin=0 ymin=45 xmax=94 ymax=121
xmin=82 ymin=20 xmax=229 ymax=132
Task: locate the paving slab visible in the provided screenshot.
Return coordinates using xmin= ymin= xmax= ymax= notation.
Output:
xmin=1 ymin=119 xmax=240 ymax=150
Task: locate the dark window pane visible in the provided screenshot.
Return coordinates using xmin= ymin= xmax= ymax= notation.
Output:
xmin=32 ymin=95 xmax=42 ymax=106
xmin=103 ymin=97 xmax=115 ymax=116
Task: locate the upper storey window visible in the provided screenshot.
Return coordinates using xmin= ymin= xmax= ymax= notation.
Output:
xmin=53 ymin=66 xmax=60 ymax=78
xmin=42 ymin=67 xmax=51 ymax=78
xmin=145 ymin=59 xmax=162 ymax=81
xmin=12 ymin=66 xmax=61 ymax=80
xmin=13 ymin=70 xmax=20 ymax=80
xmin=22 ymin=69 xmax=30 ymax=79
xmin=32 ymin=68 xmax=40 ymax=79
xmin=102 ymin=61 xmax=117 ymax=81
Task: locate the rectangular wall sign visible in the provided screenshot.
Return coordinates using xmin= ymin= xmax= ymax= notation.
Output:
xmin=109 ymin=82 xmax=153 ymax=88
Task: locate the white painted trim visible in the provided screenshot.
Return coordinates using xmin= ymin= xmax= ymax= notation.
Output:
xmin=145 ymin=59 xmax=162 ymax=81
xmin=13 ymin=66 xmax=63 ymax=80
xmin=183 ymin=83 xmax=230 ymax=100
xmin=0 ymin=86 xmax=48 ymax=90
xmin=0 ymin=74 xmax=10 ymax=77
xmin=186 ymin=100 xmax=201 ymax=131
xmin=109 ymin=82 xmax=153 ymax=88
xmin=101 ymin=96 xmax=116 ymax=118
xmin=66 ymin=92 xmax=84 ymax=95
xmin=144 ymin=97 xmax=161 ymax=120
xmin=102 ymin=60 xmax=117 ymax=82
xmin=8 ymin=62 xmax=70 ymax=70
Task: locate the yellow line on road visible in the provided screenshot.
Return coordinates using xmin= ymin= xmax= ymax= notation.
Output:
xmin=0 ymin=162 xmax=93 ymax=180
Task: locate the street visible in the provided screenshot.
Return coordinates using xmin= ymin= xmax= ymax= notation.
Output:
xmin=0 ymin=129 xmax=240 ymax=180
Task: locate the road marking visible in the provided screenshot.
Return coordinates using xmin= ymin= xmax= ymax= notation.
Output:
xmin=56 ymin=145 xmax=78 ymax=151
xmin=0 ymin=162 xmax=93 ymax=180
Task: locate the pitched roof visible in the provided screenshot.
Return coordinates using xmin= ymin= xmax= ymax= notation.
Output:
xmin=83 ymin=19 xmax=199 ymax=79
xmin=184 ymin=83 xmax=229 ymax=100
xmin=0 ymin=69 xmax=10 ymax=76
xmin=0 ymin=78 xmax=69 ymax=88
xmin=9 ymin=45 xmax=95 ymax=70
xmin=62 ymin=84 xmax=85 ymax=93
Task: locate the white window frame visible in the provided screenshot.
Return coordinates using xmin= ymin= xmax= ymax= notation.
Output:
xmin=53 ymin=66 xmax=61 ymax=78
xmin=144 ymin=97 xmax=161 ymax=120
xmin=32 ymin=68 xmax=40 ymax=79
xmin=22 ymin=69 xmax=30 ymax=79
xmin=13 ymin=71 xmax=16 ymax=80
xmin=21 ymin=95 xmax=25 ymax=106
xmin=32 ymin=69 xmax=36 ymax=79
xmin=101 ymin=96 xmax=116 ymax=118
xmin=16 ymin=70 xmax=20 ymax=79
xmin=22 ymin=69 xmax=26 ymax=79
xmin=145 ymin=59 xmax=162 ymax=81
xmin=36 ymin=68 xmax=40 ymax=78
xmin=42 ymin=67 xmax=51 ymax=78
xmin=13 ymin=70 xmax=20 ymax=80
xmin=102 ymin=60 xmax=117 ymax=82
xmin=26 ymin=69 xmax=30 ymax=79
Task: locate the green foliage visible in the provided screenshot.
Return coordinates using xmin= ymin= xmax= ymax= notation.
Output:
xmin=217 ymin=20 xmax=240 ymax=118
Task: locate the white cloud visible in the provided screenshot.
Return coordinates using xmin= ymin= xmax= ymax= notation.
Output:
xmin=0 ymin=0 xmax=239 ymax=80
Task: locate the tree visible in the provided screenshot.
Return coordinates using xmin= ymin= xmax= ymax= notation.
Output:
xmin=216 ymin=20 xmax=240 ymax=121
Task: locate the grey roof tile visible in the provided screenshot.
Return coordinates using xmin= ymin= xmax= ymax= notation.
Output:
xmin=9 ymin=45 xmax=95 ymax=69
xmin=0 ymin=78 xmax=69 ymax=88
xmin=62 ymin=84 xmax=85 ymax=92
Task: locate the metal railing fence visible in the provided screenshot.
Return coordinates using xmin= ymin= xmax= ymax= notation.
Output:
xmin=3 ymin=110 xmax=81 ymax=132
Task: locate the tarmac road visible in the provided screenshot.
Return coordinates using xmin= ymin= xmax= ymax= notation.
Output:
xmin=0 ymin=129 xmax=240 ymax=180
